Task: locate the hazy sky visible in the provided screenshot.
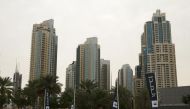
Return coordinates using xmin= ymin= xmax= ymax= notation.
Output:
xmin=0 ymin=0 xmax=190 ymax=89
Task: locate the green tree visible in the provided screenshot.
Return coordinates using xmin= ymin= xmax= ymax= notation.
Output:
xmin=49 ymin=95 xmax=60 ymax=109
xmin=59 ymin=88 xmax=74 ymax=108
xmin=12 ymin=89 xmax=28 ymax=109
xmin=0 ymin=76 xmax=13 ymax=109
xmin=60 ymin=80 xmax=135 ymax=109
xmin=23 ymin=79 xmax=39 ymax=107
xmin=93 ymin=88 xmax=112 ymax=109
xmin=135 ymin=89 xmax=151 ymax=109
xmin=80 ymin=80 xmax=97 ymax=93
xmin=37 ymin=75 xmax=62 ymax=96
xmin=23 ymin=75 xmax=62 ymax=108
xmin=76 ymin=80 xmax=98 ymax=109
xmin=37 ymin=75 xmax=62 ymax=108
xmin=76 ymin=80 xmax=111 ymax=109
xmin=118 ymin=86 xmax=133 ymax=109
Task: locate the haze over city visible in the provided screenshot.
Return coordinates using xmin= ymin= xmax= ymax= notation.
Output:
xmin=0 ymin=0 xmax=190 ymax=89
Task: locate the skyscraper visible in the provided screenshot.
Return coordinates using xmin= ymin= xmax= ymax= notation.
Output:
xmin=76 ymin=37 xmax=100 ymax=88
xmin=29 ymin=19 xmax=58 ymax=81
xmin=134 ymin=10 xmax=178 ymax=94
xmin=100 ymin=59 xmax=110 ymax=90
xmin=118 ymin=64 xmax=133 ymax=92
xmin=66 ymin=61 xmax=76 ymax=89
xmin=13 ymin=64 xmax=22 ymax=93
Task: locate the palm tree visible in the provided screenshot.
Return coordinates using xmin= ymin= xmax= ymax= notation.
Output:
xmin=76 ymin=80 xmax=112 ymax=109
xmin=60 ymin=88 xmax=74 ymax=108
xmin=75 ymin=80 xmax=98 ymax=109
xmin=49 ymin=95 xmax=60 ymax=109
xmin=80 ymin=80 xmax=97 ymax=93
xmin=23 ymin=75 xmax=62 ymax=108
xmin=117 ymin=86 xmax=133 ymax=109
xmin=12 ymin=89 xmax=27 ymax=109
xmin=0 ymin=76 xmax=13 ymax=109
xmin=23 ymin=79 xmax=39 ymax=107
xmin=93 ymin=88 xmax=112 ymax=109
xmin=36 ymin=75 xmax=62 ymax=108
xmin=135 ymin=88 xmax=151 ymax=109
xmin=38 ymin=75 xmax=62 ymax=95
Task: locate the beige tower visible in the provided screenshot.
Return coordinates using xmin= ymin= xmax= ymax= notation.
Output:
xmin=100 ymin=59 xmax=110 ymax=90
xmin=29 ymin=19 xmax=58 ymax=81
xmin=66 ymin=61 xmax=76 ymax=89
xmin=76 ymin=37 xmax=100 ymax=88
xmin=134 ymin=10 xmax=177 ymax=94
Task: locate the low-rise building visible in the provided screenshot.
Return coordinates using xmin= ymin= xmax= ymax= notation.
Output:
xmin=159 ymin=86 xmax=190 ymax=109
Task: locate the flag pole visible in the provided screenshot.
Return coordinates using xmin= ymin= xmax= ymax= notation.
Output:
xmin=74 ymin=84 xmax=76 ymax=109
xmin=111 ymin=72 xmax=112 ymax=90
xmin=117 ymin=73 xmax=119 ymax=109
xmin=74 ymin=74 xmax=76 ymax=109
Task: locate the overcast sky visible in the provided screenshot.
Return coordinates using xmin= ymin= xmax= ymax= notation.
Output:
xmin=0 ymin=0 xmax=190 ymax=89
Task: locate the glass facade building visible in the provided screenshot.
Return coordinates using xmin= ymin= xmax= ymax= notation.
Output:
xmin=76 ymin=37 xmax=100 ymax=88
xmin=134 ymin=10 xmax=177 ymax=94
xmin=29 ymin=19 xmax=58 ymax=81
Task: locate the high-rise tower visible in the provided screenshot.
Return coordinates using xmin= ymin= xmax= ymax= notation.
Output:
xmin=13 ymin=64 xmax=22 ymax=94
xmin=29 ymin=19 xmax=58 ymax=81
xmin=100 ymin=59 xmax=110 ymax=90
xmin=134 ymin=10 xmax=177 ymax=94
xmin=76 ymin=37 xmax=100 ymax=88
xmin=66 ymin=61 xmax=76 ymax=89
xmin=118 ymin=64 xmax=133 ymax=92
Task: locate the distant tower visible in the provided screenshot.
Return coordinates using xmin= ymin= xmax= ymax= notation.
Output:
xmin=66 ymin=61 xmax=76 ymax=89
xmin=118 ymin=64 xmax=133 ymax=92
xmin=29 ymin=19 xmax=58 ymax=81
xmin=13 ymin=64 xmax=22 ymax=93
xmin=134 ymin=10 xmax=178 ymax=94
xmin=100 ymin=59 xmax=110 ymax=90
xmin=76 ymin=37 xmax=100 ymax=88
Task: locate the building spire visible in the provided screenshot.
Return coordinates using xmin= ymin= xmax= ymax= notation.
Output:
xmin=156 ymin=9 xmax=161 ymax=15
xmin=15 ymin=61 xmax=19 ymax=73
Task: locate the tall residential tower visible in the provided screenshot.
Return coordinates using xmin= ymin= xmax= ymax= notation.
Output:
xmin=29 ymin=19 xmax=58 ymax=81
xmin=66 ymin=61 xmax=76 ymax=89
xmin=76 ymin=37 xmax=100 ymax=88
xmin=118 ymin=64 xmax=133 ymax=92
xmin=100 ymin=59 xmax=110 ymax=90
xmin=134 ymin=10 xmax=177 ymax=94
